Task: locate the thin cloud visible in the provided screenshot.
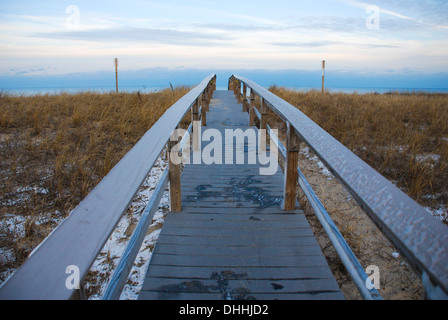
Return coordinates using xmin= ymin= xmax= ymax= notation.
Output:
xmin=32 ymin=27 xmax=233 ymax=46
xmin=196 ymin=23 xmax=278 ymax=32
xmin=268 ymin=40 xmax=401 ymax=49
xmin=286 ymin=16 xmax=363 ymax=33
xmin=189 ymin=6 xmax=279 ymax=26
xmin=268 ymin=41 xmax=342 ymax=48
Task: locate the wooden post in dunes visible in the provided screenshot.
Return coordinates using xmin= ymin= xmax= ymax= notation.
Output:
xmin=115 ymin=58 xmax=119 ymax=94
xmin=282 ymin=121 xmax=300 ymax=211
xmin=321 ymin=60 xmax=325 ymax=94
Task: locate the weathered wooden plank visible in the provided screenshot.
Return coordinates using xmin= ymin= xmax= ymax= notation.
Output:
xmin=181 ymin=191 xmax=281 ymax=204
xmin=184 ymin=162 xmax=261 ymax=167
xmin=179 ymin=207 xmax=303 ymax=214
xmin=166 ymin=212 xmax=305 ymax=222
xmin=182 ymin=190 xmax=284 ymax=196
xmin=182 ymin=166 xmax=270 ymax=172
xmin=181 ymin=190 xmax=284 ymax=196
xmin=181 ymin=194 xmax=282 ymax=203
xmin=182 ymin=175 xmax=280 ymax=181
xmin=159 ymin=226 xmax=314 ymax=237
xmin=182 ymin=196 xmax=283 ymax=202
xmin=182 ymin=177 xmax=282 ymax=184
xmin=144 ymin=265 xmax=336 ymax=281
xmin=181 ymin=185 xmax=284 ymax=191
xmin=181 ymin=182 xmax=284 ymax=189
xmin=182 ymin=179 xmax=283 ymax=186
xmin=181 ymin=190 xmax=285 ymax=197
xmin=164 ymin=219 xmax=310 ymax=229
xmin=141 ymin=278 xmax=340 ymax=294
xmin=181 ymin=172 xmax=283 ymax=179
xmin=155 ymin=234 xmax=318 ymax=247
xmin=181 ymin=184 xmax=283 ymax=190
xmin=181 ymin=172 xmax=282 ymax=178
xmin=182 ymin=169 xmax=272 ymax=176
xmin=180 ymin=202 xmax=281 ymax=209
xmin=138 ymin=291 xmax=344 ymax=300
xmin=138 ymin=291 xmax=223 ymax=300
xmin=149 ymin=253 xmax=328 ymax=268
xmin=153 ymin=244 xmax=324 ymax=257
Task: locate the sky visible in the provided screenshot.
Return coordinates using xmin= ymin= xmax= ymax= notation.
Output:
xmin=0 ymin=0 xmax=447 ymax=89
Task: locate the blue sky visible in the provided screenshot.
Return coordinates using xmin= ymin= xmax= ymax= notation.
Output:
xmin=0 ymin=0 xmax=447 ymax=89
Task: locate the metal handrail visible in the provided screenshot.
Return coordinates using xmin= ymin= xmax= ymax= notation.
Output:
xmin=231 ymin=74 xmax=448 ymax=299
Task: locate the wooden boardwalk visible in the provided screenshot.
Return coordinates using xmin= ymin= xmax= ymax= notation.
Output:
xmin=2 ymin=75 xmax=445 ymax=300
xmin=138 ymin=91 xmax=344 ymax=300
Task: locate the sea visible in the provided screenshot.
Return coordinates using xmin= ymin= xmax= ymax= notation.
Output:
xmin=1 ymin=85 xmax=447 ymax=96
xmin=0 ymin=85 xmax=169 ymax=96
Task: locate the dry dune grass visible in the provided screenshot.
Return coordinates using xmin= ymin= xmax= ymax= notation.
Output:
xmin=0 ymin=88 xmax=190 ymax=275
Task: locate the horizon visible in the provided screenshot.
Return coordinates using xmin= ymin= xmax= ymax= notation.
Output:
xmin=1 ymin=1 xmax=447 ymax=91
xmin=1 ymin=68 xmax=447 ymax=95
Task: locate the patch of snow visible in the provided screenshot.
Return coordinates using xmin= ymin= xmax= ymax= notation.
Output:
xmin=1 ymin=185 xmax=50 ymax=207
xmin=0 ymin=215 xmax=27 ymax=238
xmin=425 ymin=206 xmax=448 ymax=223
xmin=415 ymin=154 xmax=440 ymax=164
xmin=16 ymin=186 xmax=49 ymax=195
xmin=376 ymin=145 xmax=407 ymax=153
xmin=0 ymin=247 xmax=14 ymax=264
xmin=422 ymin=194 xmax=443 ymax=200
xmin=300 ymin=147 xmax=333 ymax=179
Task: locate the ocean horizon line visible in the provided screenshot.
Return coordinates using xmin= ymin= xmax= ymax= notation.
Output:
xmin=2 ymin=84 xmax=447 ymax=96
